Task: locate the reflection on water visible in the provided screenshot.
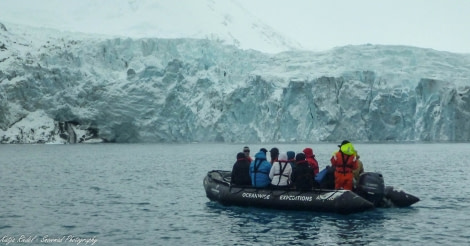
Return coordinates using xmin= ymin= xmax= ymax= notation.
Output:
xmin=205 ymin=202 xmax=391 ymax=245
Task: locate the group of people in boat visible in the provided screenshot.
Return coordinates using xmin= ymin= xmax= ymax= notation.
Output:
xmin=231 ymin=140 xmax=364 ymax=191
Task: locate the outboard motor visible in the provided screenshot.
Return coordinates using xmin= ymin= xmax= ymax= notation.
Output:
xmin=356 ymin=172 xmax=385 ymax=206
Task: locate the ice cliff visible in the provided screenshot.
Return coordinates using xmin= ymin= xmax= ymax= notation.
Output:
xmin=1 ymin=23 xmax=470 ymax=143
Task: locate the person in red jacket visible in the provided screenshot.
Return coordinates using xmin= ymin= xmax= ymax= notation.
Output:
xmin=303 ymin=147 xmax=319 ymax=175
xmin=330 ymin=140 xmax=358 ymax=190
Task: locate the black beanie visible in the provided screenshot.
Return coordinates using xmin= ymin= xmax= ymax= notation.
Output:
xmin=295 ymin=153 xmax=306 ymax=161
xmin=270 ymin=147 xmax=279 ymax=155
xmin=237 ymin=152 xmax=246 ymax=159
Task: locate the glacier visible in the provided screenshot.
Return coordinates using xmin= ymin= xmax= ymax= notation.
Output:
xmin=1 ymin=22 xmax=470 ymax=143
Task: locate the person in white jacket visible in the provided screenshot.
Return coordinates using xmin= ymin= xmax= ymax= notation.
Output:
xmin=269 ymin=152 xmax=292 ymax=187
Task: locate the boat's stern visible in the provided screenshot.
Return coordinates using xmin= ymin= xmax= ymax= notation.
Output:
xmin=332 ymin=190 xmax=375 ymax=214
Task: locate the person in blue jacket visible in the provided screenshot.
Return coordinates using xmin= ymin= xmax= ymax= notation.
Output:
xmin=249 ymin=150 xmax=272 ymax=187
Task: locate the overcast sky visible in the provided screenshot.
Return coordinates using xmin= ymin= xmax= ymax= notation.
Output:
xmin=239 ymin=0 xmax=470 ymax=53
xmin=1 ymin=0 xmax=469 ymax=54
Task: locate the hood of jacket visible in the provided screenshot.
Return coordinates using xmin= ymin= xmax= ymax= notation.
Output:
xmin=254 ymin=151 xmax=267 ymax=160
xmin=303 ymin=148 xmax=314 ymax=157
xmin=340 ymin=142 xmax=355 ymax=155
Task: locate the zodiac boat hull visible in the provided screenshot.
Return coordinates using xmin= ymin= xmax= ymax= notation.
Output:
xmin=203 ymin=170 xmax=419 ymax=214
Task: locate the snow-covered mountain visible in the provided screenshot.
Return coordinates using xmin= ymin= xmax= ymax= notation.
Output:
xmin=1 ymin=22 xmax=470 ymax=143
xmin=0 ymin=0 xmax=302 ymax=54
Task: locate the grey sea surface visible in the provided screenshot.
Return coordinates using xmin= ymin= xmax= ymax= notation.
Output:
xmin=1 ymin=143 xmax=469 ymax=245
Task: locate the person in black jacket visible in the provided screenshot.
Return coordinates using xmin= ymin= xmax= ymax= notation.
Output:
xmin=231 ymin=152 xmax=252 ymax=186
xmin=291 ymin=153 xmax=315 ymax=191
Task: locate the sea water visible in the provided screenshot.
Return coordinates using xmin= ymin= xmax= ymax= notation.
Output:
xmin=0 ymin=143 xmax=469 ymax=246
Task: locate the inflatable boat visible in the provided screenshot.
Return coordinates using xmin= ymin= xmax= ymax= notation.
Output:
xmin=203 ymin=170 xmax=420 ymax=214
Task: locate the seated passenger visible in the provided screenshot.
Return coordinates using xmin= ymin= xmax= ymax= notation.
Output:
xmin=352 ymin=150 xmax=365 ymax=187
xmin=231 ymin=152 xmax=252 ymax=186
xmin=291 ymin=153 xmax=315 ymax=191
xmin=249 ymin=150 xmax=272 ymax=187
xmin=243 ymin=146 xmax=253 ymax=162
xmin=269 ymin=147 xmax=279 ymax=165
xmin=287 ymin=151 xmax=296 ymax=171
xmin=303 ymin=147 xmax=319 ymax=175
xmin=269 ymin=153 xmax=292 ymax=187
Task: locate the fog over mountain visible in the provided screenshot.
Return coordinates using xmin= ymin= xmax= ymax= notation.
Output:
xmin=1 ymin=3 xmax=470 ymax=143
xmin=0 ymin=0 xmax=303 ymax=54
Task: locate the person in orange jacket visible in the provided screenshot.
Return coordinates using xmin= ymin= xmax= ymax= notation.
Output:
xmin=303 ymin=147 xmax=319 ymax=175
xmin=330 ymin=140 xmax=358 ymax=190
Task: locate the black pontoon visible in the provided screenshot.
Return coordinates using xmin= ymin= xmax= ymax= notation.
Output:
xmin=203 ymin=170 xmax=419 ymax=214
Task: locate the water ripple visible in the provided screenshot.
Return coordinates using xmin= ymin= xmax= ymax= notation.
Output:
xmin=0 ymin=143 xmax=469 ymax=245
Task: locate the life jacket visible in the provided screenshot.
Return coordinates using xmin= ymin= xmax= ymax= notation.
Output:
xmin=253 ymin=159 xmax=269 ymax=173
xmin=250 ymin=153 xmax=271 ymax=187
xmin=272 ymin=161 xmax=290 ymax=186
xmin=331 ymin=151 xmax=357 ymax=174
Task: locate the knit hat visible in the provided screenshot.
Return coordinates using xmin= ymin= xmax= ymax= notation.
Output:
xmin=259 ymin=148 xmax=268 ymax=154
xmin=270 ymin=147 xmax=279 ymax=155
xmin=295 ymin=153 xmax=306 ymax=161
xmin=287 ymin=151 xmax=295 ymax=160
xmin=236 ymin=152 xmax=246 ymax=160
